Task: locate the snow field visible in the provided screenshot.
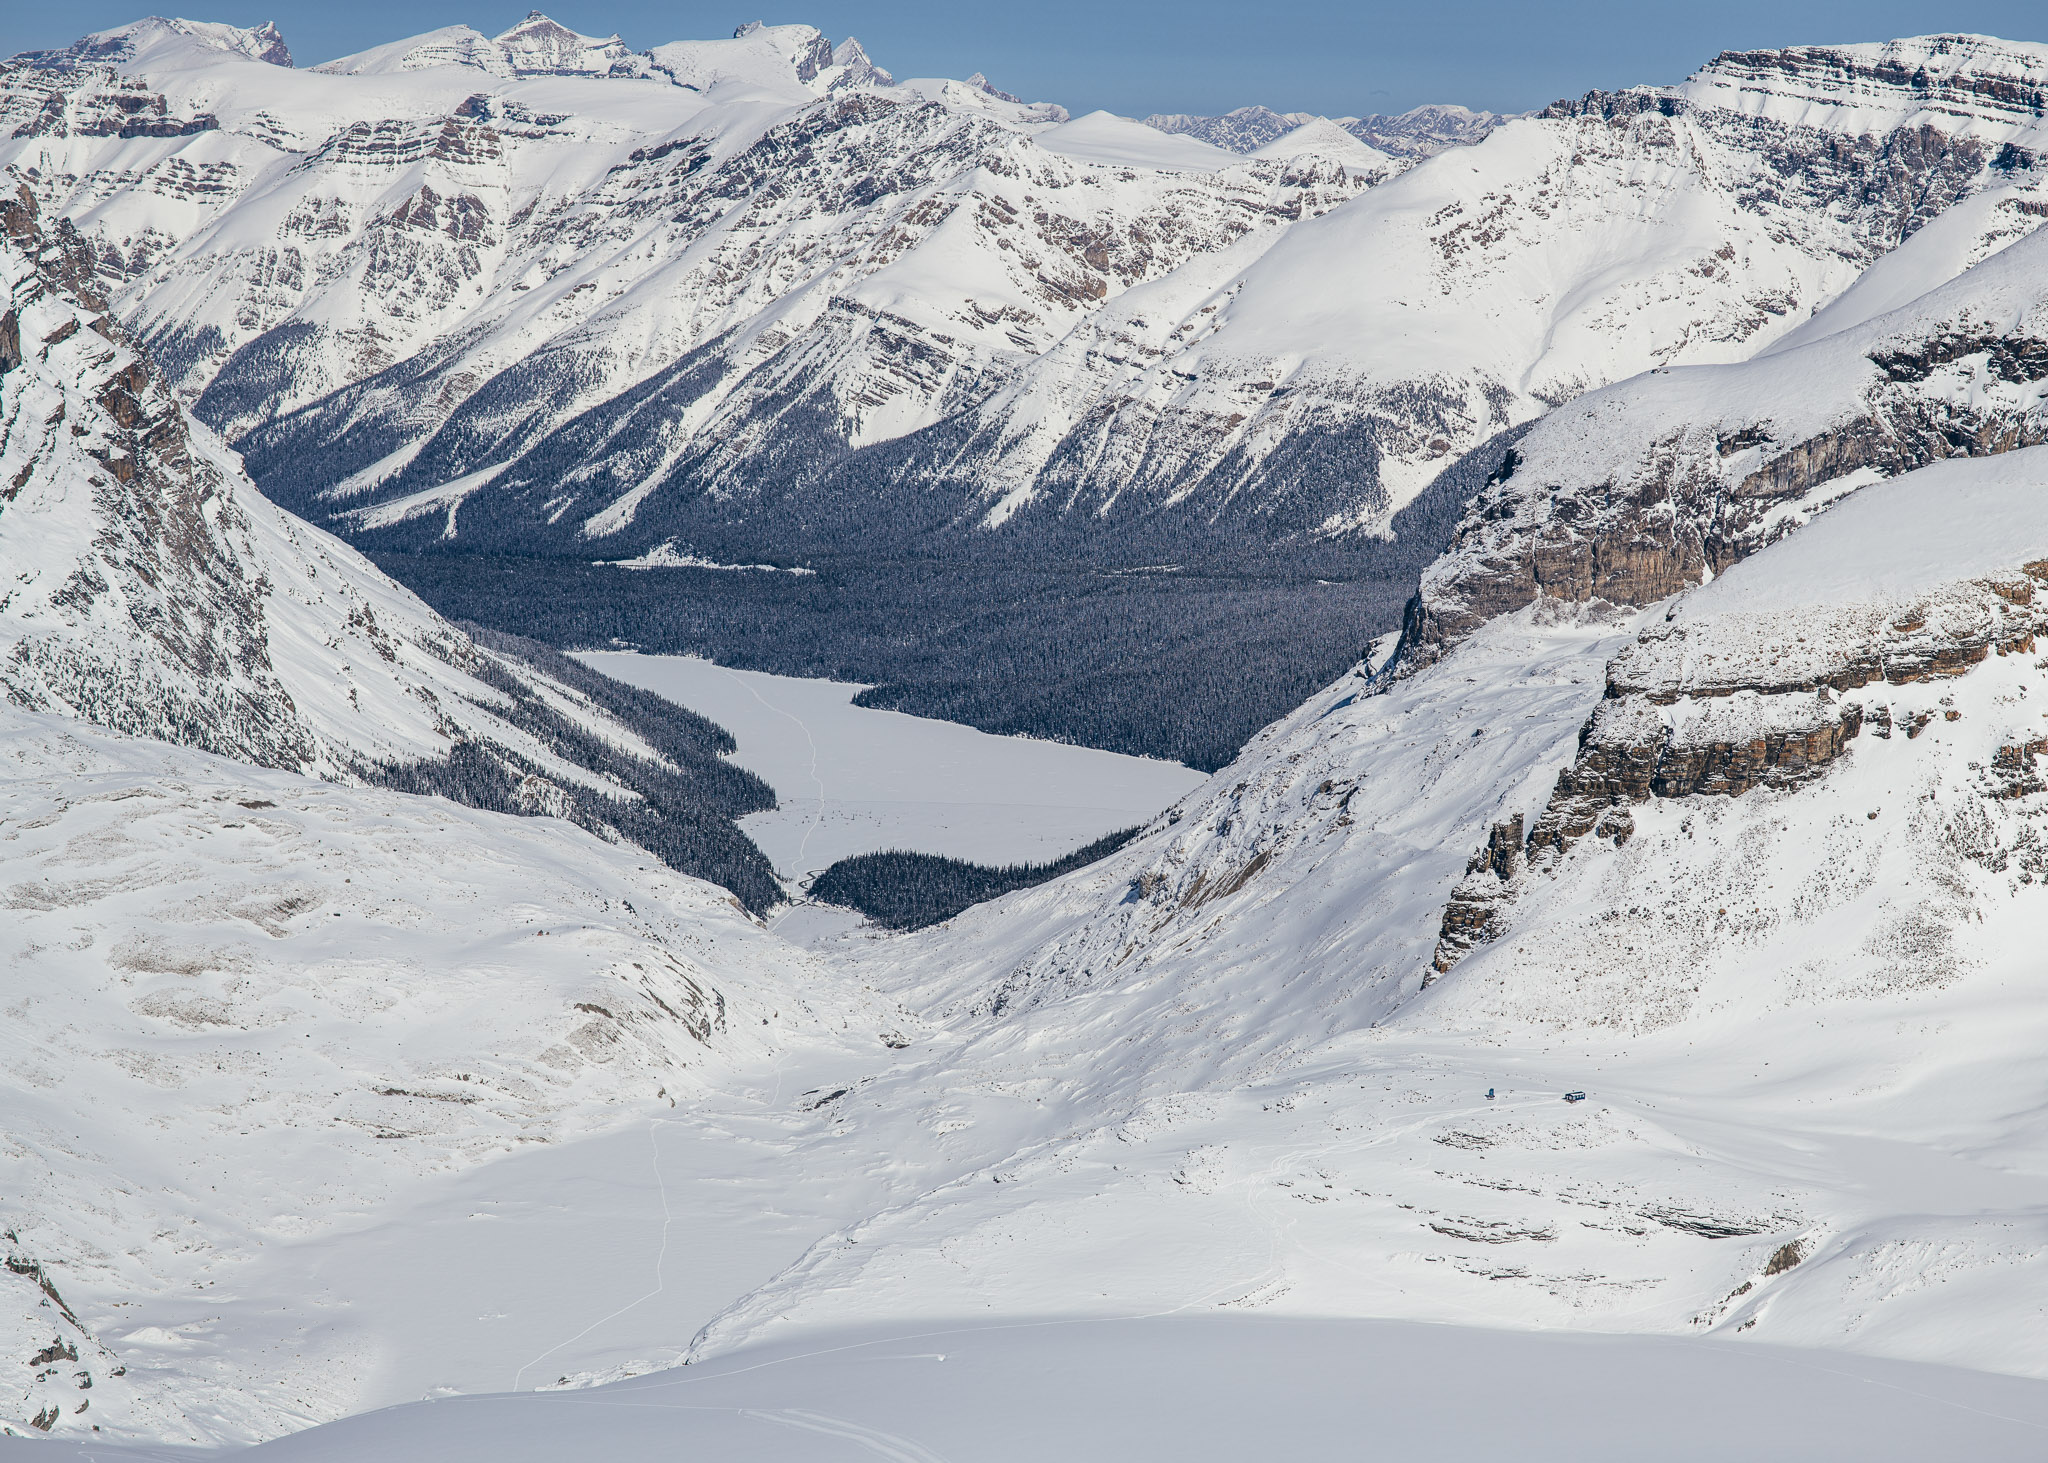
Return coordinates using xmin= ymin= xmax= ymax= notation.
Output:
xmin=14 ymin=1318 xmax=2048 ymax=1461
xmin=0 ymin=707 xmax=891 ymax=1442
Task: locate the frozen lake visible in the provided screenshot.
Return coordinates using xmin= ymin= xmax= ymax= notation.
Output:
xmin=575 ymin=653 xmax=1205 ymax=881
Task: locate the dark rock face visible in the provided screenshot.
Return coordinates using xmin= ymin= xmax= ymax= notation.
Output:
xmin=1428 ymin=814 xmax=1524 ymax=979
xmin=1527 ymin=709 xmax=1861 ymax=859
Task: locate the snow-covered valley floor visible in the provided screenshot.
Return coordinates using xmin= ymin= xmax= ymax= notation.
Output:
xmin=574 ymin=654 xmax=1204 ymax=878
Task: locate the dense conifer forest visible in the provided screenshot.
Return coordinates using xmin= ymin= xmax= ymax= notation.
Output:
xmin=370 ymin=427 xmax=1515 ymax=773
xmin=808 ymin=827 xmax=1143 ymax=931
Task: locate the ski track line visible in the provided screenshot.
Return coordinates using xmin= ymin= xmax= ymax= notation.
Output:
xmin=509 ymin=1116 xmax=678 ymax=1392
xmin=713 ymin=664 xmax=828 ymax=879
xmin=750 ymin=1406 xmax=955 ymax=1463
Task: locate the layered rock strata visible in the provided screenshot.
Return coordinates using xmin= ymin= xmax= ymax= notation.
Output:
xmin=1430 ymin=565 xmax=2048 ymax=975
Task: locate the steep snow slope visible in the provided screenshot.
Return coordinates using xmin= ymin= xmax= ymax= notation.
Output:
xmin=1409 ymin=183 xmax=2048 ymax=662
xmin=0 ymin=704 xmax=865 ymax=1442
xmin=0 ymin=190 xmax=781 ymax=905
xmin=611 ymin=448 xmax=2048 ymax=1389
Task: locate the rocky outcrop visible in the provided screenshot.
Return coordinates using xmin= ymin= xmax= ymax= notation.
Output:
xmin=1535 ymin=568 xmax=2048 ymax=854
xmin=1405 ymin=207 xmax=2048 ymax=671
xmin=1428 ymin=814 xmax=1525 ymax=978
xmin=1429 ymin=562 xmax=2048 ymax=974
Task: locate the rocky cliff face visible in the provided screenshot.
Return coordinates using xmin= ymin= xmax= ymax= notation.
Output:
xmin=1427 ymin=452 xmax=2048 ymax=978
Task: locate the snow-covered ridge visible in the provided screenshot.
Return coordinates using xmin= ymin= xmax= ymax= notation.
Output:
xmin=28 ymin=25 xmax=2040 ymax=566
xmin=0 ymin=188 xmax=780 ymax=905
xmin=1405 ymin=191 xmax=2048 ymax=666
xmin=1683 ymin=33 xmax=2048 ymax=132
xmin=16 ymin=16 xmax=293 ymax=72
xmin=312 ymin=13 xmax=895 ymax=94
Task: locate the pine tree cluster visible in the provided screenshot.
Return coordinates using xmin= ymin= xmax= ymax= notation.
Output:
xmin=809 ymin=827 xmax=1142 ymax=931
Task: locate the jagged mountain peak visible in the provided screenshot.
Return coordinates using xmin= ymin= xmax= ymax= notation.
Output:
xmin=833 ymin=35 xmax=894 ymax=88
xmin=15 ymin=15 xmax=293 ymax=71
xmin=485 ymin=8 xmax=638 ymax=75
xmin=494 ymin=9 xmax=619 ymax=47
xmin=964 ymin=71 xmax=1021 ymax=104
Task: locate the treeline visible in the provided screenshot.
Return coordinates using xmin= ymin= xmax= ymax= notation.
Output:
xmin=380 ymin=557 xmax=1397 ymax=772
xmin=367 ymin=429 xmax=1522 ymax=773
xmin=364 ymin=625 xmax=784 ymax=913
xmin=809 ymin=827 xmax=1144 ymax=931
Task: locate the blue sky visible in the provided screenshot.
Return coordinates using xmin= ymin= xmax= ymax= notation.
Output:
xmin=6 ymin=2 xmax=2047 ymax=118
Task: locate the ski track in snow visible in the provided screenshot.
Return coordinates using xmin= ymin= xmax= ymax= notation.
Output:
xmin=713 ymin=662 xmax=830 ymax=880
xmin=748 ymin=1407 xmax=954 ymax=1463
xmin=509 ymin=1117 xmax=681 ymax=1392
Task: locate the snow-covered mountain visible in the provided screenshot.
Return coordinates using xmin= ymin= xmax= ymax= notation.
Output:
xmin=24 ymin=20 xmax=2048 ymax=774
xmin=16 ymin=19 xmax=2048 ymax=1454
xmin=17 ymin=25 xmax=2043 ymax=565
xmin=15 ymin=15 xmax=294 ymax=71
xmin=1144 ymin=101 xmax=1511 ymax=159
xmin=1407 ymin=157 xmax=2048 ymax=665
xmin=0 ymin=184 xmax=781 ymax=906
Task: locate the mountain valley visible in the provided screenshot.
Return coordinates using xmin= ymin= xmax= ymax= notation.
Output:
xmin=4 ymin=12 xmax=2048 ymax=1458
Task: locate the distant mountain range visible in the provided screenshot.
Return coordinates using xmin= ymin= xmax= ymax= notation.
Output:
xmin=13 ymin=20 xmax=2048 ymax=763
xmin=1143 ymin=101 xmax=1511 ymax=158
